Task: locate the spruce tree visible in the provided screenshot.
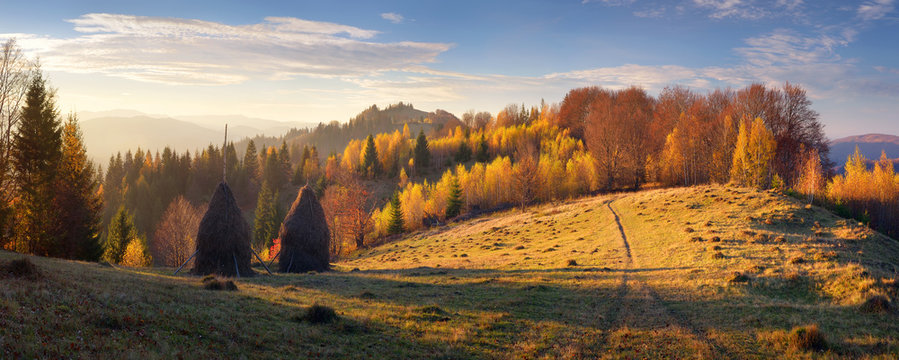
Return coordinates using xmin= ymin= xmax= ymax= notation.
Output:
xmin=445 ymin=176 xmax=463 ymax=219
xmin=53 ymin=114 xmax=103 ymax=260
xmin=475 ymin=134 xmax=489 ymax=163
xmin=455 ymin=140 xmax=472 ymax=163
xmin=361 ymin=134 xmax=381 ymax=177
xmin=414 ymin=129 xmax=431 ymax=170
xmin=103 ymin=206 xmax=138 ymax=264
xmin=11 ymin=72 xmax=62 ymax=256
xmin=387 ymin=192 xmax=405 ymax=234
xmin=253 ymin=181 xmax=280 ymax=249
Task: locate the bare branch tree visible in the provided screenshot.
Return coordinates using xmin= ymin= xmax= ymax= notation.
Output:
xmin=152 ymin=196 xmax=203 ymax=267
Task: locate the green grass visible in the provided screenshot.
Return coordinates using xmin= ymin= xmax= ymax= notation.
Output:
xmin=2 ymin=184 xmax=898 ymax=358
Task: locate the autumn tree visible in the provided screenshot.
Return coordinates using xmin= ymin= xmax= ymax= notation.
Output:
xmin=559 ymin=86 xmax=602 ymax=139
xmin=52 ymin=114 xmax=103 ymax=260
xmin=511 ymin=143 xmax=539 ymax=209
xmin=321 ymin=173 xmax=373 ymax=250
xmin=10 ymin=71 xmax=61 ymax=255
xmin=0 ymin=39 xmax=31 ymax=243
xmin=455 ymin=137 xmax=472 ymax=163
xmin=585 ymin=87 xmax=652 ymax=190
xmin=103 ymin=206 xmax=139 ymax=264
xmin=730 ymin=117 xmax=776 ymax=189
xmin=152 ymin=196 xmax=202 ymax=267
xmin=795 ymin=147 xmax=824 ymax=203
xmin=120 ymin=238 xmax=152 ymax=267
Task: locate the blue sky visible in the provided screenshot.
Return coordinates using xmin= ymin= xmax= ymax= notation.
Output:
xmin=1 ymin=0 xmax=898 ymax=138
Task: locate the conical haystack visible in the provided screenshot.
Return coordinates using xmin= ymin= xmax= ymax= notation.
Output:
xmin=193 ymin=182 xmax=254 ymax=277
xmin=278 ymin=185 xmax=330 ymax=273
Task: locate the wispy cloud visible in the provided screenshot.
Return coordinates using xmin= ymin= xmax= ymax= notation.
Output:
xmin=857 ymin=0 xmax=895 ymax=21
xmin=3 ymin=14 xmax=450 ymax=85
xmin=380 ymin=12 xmax=405 ymax=24
xmin=692 ymin=0 xmax=769 ymax=19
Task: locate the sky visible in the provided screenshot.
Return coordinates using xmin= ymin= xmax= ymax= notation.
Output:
xmin=1 ymin=0 xmax=897 ymax=138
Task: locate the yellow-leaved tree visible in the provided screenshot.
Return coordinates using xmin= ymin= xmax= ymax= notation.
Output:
xmin=730 ymin=117 xmax=775 ymax=188
xmin=120 ymin=238 xmax=153 ymax=267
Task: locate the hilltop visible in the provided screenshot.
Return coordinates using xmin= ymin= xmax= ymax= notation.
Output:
xmin=2 ymin=185 xmax=897 ymax=358
xmin=830 ymin=133 xmax=899 ymax=168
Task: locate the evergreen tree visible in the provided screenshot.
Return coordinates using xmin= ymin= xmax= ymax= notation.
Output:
xmin=53 ymin=114 xmax=103 ymax=260
xmin=445 ymin=176 xmax=463 ymax=219
xmin=414 ymin=129 xmax=431 ymax=170
xmin=103 ymin=206 xmax=138 ymax=264
xmin=475 ymin=134 xmax=489 ymax=162
xmin=361 ymin=134 xmax=381 ymax=177
xmin=262 ymin=146 xmax=286 ymax=190
xmin=10 ymin=72 xmax=62 ymax=256
xmin=454 ymin=140 xmax=472 ymax=163
xmin=278 ymin=141 xmax=291 ymax=183
xmin=387 ymin=192 xmax=405 ymax=234
xmin=253 ymin=181 xmax=280 ymax=249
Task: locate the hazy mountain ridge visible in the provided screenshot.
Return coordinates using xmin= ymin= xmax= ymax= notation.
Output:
xmin=829 ymin=133 xmax=899 ymax=171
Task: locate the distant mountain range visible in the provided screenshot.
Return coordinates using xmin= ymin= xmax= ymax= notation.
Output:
xmin=829 ymin=133 xmax=899 ymax=172
xmin=78 ymin=110 xmax=315 ymax=162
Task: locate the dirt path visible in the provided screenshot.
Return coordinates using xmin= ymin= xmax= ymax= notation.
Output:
xmin=604 ymin=200 xmax=730 ymax=358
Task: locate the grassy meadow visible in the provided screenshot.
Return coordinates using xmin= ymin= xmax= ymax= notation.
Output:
xmin=2 ymin=185 xmax=898 ymax=359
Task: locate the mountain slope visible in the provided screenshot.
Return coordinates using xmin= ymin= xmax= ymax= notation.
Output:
xmin=830 ymin=133 xmax=899 ymax=165
xmin=81 ymin=116 xmax=226 ymax=161
xmin=2 ymin=185 xmax=897 ymax=358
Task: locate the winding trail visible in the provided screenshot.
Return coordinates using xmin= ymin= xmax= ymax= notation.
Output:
xmin=602 ymin=199 xmax=730 ymax=358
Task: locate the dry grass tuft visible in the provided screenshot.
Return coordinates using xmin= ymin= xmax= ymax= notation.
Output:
xmin=790 ymin=256 xmax=805 ymax=265
xmin=2 ymin=258 xmax=41 ymax=280
xmin=202 ymin=275 xmax=238 ymax=291
xmin=709 ymin=245 xmax=722 ymax=251
xmin=711 ymin=251 xmax=725 ymax=259
xmin=296 ymin=304 xmax=339 ymax=324
xmin=728 ymin=272 xmax=750 ymax=284
xmin=684 ymin=227 xmax=695 ymax=233
xmin=710 ymin=236 xmax=721 ymax=242
xmin=567 ymin=259 xmax=578 ymax=266
xmin=860 ymin=295 xmax=893 ymax=314
xmin=788 ymin=324 xmax=827 ymax=352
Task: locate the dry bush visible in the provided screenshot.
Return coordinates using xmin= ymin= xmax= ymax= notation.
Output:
xmin=728 ymin=272 xmax=750 ymax=284
xmin=2 ymin=258 xmax=40 ymax=279
xmin=296 ymin=304 xmax=338 ymax=324
xmin=567 ymin=259 xmax=578 ymax=266
xmin=711 ymin=251 xmax=725 ymax=259
xmin=202 ymin=275 xmax=238 ymax=291
xmin=790 ymin=256 xmax=805 ymax=265
xmin=860 ymin=295 xmax=893 ymax=314
xmin=709 ymin=245 xmax=722 ymax=251
xmin=788 ymin=324 xmax=827 ymax=351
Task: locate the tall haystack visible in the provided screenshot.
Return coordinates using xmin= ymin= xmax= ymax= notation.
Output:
xmin=193 ymin=182 xmax=254 ymax=277
xmin=278 ymin=185 xmax=330 ymax=273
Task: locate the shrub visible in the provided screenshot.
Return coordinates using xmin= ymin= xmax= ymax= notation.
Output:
xmin=296 ymin=304 xmax=339 ymax=324
xmin=709 ymin=245 xmax=722 ymax=251
xmin=710 ymin=236 xmax=721 ymax=242
xmin=567 ymin=259 xmax=578 ymax=266
xmin=2 ymin=258 xmax=41 ymax=279
xmin=711 ymin=251 xmax=725 ymax=259
xmin=860 ymin=295 xmax=893 ymax=314
xmin=202 ymin=276 xmax=238 ymax=291
xmin=728 ymin=272 xmax=750 ymax=284
xmin=790 ymin=256 xmax=805 ymax=265
xmin=788 ymin=324 xmax=827 ymax=351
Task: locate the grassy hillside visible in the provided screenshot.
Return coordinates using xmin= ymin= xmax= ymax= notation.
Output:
xmin=3 ymin=185 xmax=898 ymax=358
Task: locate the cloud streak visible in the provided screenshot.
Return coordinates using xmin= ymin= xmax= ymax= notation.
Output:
xmin=3 ymin=14 xmax=450 ymax=85
xmin=380 ymin=12 xmax=405 ymax=24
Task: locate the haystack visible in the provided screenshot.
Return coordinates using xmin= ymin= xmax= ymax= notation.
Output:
xmin=193 ymin=182 xmax=254 ymax=277
xmin=278 ymin=185 xmax=330 ymax=273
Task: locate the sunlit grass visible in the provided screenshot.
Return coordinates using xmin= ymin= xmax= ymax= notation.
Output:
xmin=2 ymin=184 xmax=897 ymax=358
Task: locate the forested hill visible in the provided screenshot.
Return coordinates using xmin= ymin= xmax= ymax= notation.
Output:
xmin=829 ymin=133 xmax=899 ymax=172
xmin=233 ymin=103 xmax=458 ymax=158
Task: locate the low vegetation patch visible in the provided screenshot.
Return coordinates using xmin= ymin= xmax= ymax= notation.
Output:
xmin=2 ymin=257 xmax=41 ymax=279
xmin=788 ymin=324 xmax=827 ymax=352
xmin=860 ymin=295 xmax=893 ymax=314
xmin=295 ymin=304 xmax=339 ymax=324
xmin=202 ymin=275 xmax=238 ymax=291
xmin=728 ymin=272 xmax=750 ymax=284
